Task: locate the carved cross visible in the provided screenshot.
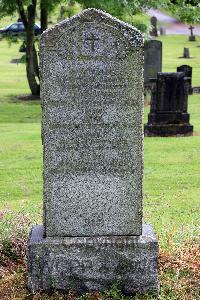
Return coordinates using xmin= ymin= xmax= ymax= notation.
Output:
xmin=189 ymin=25 xmax=194 ymax=36
xmin=85 ymin=33 xmax=99 ymax=51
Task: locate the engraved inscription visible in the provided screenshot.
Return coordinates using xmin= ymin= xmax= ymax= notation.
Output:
xmin=47 ymin=252 xmax=156 ymax=275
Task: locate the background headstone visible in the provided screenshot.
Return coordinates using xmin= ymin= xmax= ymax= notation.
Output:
xmin=188 ymin=25 xmax=196 ymax=41
xmin=144 ymin=40 xmax=162 ymax=87
xmin=28 ymin=8 xmax=159 ymax=294
xmin=144 ymin=72 xmax=193 ymax=136
xmin=192 ymin=86 xmax=200 ymax=94
xmin=177 ymin=65 xmax=193 ymax=94
xmin=159 ymin=26 xmax=166 ymax=36
xmin=183 ymin=47 xmax=190 ymax=59
xmin=150 ymin=16 xmax=158 ymax=37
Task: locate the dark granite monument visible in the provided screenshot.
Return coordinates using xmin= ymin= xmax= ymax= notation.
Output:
xmin=177 ymin=65 xmax=192 ymax=94
xmin=144 ymin=40 xmax=162 ymax=87
xmin=144 ymin=72 xmax=193 ymax=136
xmin=27 ymin=8 xmax=159 ymax=294
xmin=150 ymin=16 xmax=158 ymax=37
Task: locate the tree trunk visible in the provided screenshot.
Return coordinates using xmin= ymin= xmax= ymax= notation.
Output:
xmin=40 ymin=0 xmax=48 ymax=33
xmin=33 ymin=44 xmax=40 ymax=79
xmin=17 ymin=0 xmax=40 ymax=96
xmin=26 ymin=1 xmax=40 ymax=96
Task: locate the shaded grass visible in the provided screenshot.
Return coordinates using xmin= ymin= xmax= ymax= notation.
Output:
xmin=144 ymin=136 xmax=200 ymax=248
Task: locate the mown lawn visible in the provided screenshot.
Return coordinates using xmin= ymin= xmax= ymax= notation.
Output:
xmin=0 ymin=35 xmax=199 ymax=299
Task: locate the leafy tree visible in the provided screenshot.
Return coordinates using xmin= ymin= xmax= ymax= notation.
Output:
xmin=75 ymin=0 xmax=170 ymax=19
xmin=0 ymin=0 xmax=64 ymax=96
xmin=169 ymin=0 xmax=200 ymax=24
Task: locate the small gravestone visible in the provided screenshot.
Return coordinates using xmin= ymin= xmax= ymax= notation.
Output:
xmin=159 ymin=26 xmax=166 ymax=36
xmin=27 ymin=8 xmax=159 ymax=294
xmin=193 ymin=86 xmax=200 ymax=94
xmin=188 ymin=25 xmax=196 ymax=41
xmin=183 ymin=47 xmax=190 ymax=58
xmin=144 ymin=72 xmax=193 ymax=136
xmin=144 ymin=40 xmax=162 ymax=87
xmin=150 ymin=16 xmax=158 ymax=37
xmin=177 ymin=65 xmax=193 ymax=94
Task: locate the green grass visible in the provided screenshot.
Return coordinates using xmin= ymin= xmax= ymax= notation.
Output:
xmin=143 ymin=37 xmax=200 ymax=248
xmin=0 ymin=36 xmax=200 ymax=247
xmin=0 ymin=39 xmax=42 ymax=223
xmin=159 ymin=35 xmax=200 ymax=86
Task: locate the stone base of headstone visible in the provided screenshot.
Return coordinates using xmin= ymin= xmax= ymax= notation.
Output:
xmin=144 ymin=124 xmax=193 ymax=137
xmin=188 ymin=36 xmax=196 ymax=42
xmin=147 ymin=112 xmax=190 ymax=124
xmin=27 ymin=224 xmax=159 ymax=295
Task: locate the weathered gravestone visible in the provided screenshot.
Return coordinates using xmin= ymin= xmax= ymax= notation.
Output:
xmin=177 ymin=65 xmax=193 ymax=94
xmin=182 ymin=47 xmax=190 ymax=59
xmin=144 ymin=72 xmax=193 ymax=136
xmin=144 ymin=40 xmax=162 ymax=87
xmin=159 ymin=26 xmax=166 ymax=36
xmin=27 ymin=8 xmax=159 ymax=294
xmin=150 ymin=16 xmax=158 ymax=37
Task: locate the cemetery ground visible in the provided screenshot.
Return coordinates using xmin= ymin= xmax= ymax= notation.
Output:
xmin=0 ymin=35 xmax=199 ymax=299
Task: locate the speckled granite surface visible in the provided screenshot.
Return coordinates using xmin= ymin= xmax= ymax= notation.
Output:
xmin=40 ymin=8 xmax=144 ymax=237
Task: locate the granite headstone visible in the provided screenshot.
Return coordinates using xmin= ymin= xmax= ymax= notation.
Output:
xmin=144 ymin=72 xmax=193 ymax=136
xmin=144 ymin=40 xmax=162 ymax=87
xmin=28 ymin=8 xmax=159 ymax=294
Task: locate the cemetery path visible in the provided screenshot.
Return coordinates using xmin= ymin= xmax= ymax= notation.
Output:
xmin=147 ymin=9 xmax=200 ymax=36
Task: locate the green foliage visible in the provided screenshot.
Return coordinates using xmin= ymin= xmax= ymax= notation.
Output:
xmin=2 ymin=240 xmax=19 ymax=261
xmin=76 ymin=0 xmax=170 ymax=18
xmin=169 ymin=0 xmax=200 ymax=24
xmin=102 ymin=283 xmax=127 ymax=300
xmin=0 ymin=0 xmax=19 ymax=17
xmin=0 ymin=0 xmax=68 ymax=19
xmin=40 ymin=0 xmax=67 ymax=14
xmin=58 ymin=1 xmax=81 ymax=20
xmin=122 ymin=13 xmax=151 ymax=35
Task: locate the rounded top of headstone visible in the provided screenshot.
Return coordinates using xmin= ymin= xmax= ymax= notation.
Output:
xmin=151 ymin=16 xmax=157 ymax=22
xmin=177 ymin=65 xmax=192 ymax=69
xmin=144 ymin=39 xmax=162 ymax=49
xmin=40 ymin=8 xmax=144 ymax=49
